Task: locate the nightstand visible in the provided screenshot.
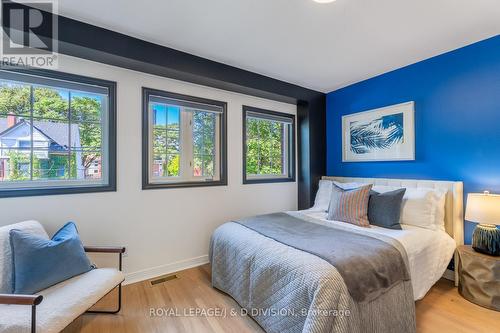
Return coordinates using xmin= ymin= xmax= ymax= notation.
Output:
xmin=457 ymin=245 xmax=500 ymax=311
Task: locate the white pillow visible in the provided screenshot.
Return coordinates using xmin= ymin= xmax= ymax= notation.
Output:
xmin=372 ymin=185 xmax=399 ymax=193
xmin=311 ymin=180 xmax=332 ymax=212
xmin=400 ymin=187 xmax=447 ymax=230
xmin=333 ymin=181 xmax=369 ymax=190
xmin=433 ymin=190 xmax=447 ymax=231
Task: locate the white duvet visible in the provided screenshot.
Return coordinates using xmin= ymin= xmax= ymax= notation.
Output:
xmin=299 ymin=210 xmax=456 ymax=301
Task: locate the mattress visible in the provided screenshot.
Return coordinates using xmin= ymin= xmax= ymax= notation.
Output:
xmin=299 ymin=209 xmax=456 ymax=300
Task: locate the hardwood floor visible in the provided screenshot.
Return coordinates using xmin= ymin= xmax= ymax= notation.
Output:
xmin=63 ymin=264 xmax=498 ymax=333
xmin=415 ymin=279 xmax=499 ymax=332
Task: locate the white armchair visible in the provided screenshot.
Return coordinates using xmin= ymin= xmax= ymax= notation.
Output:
xmin=0 ymin=221 xmax=125 ymax=333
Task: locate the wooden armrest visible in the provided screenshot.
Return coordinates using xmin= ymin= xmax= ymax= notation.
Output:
xmin=84 ymin=246 xmax=126 ymax=254
xmin=0 ymin=294 xmax=43 ymax=306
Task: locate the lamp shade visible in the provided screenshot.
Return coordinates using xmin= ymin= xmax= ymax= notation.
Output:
xmin=465 ymin=192 xmax=500 ymax=225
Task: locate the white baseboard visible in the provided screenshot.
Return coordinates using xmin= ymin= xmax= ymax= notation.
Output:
xmin=442 ymin=269 xmax=455 ymax=282
xmin=124 ymin=255 xmax=209 ymax=285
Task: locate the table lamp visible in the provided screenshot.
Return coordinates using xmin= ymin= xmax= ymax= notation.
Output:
xmin=465 ymin=191 xmax=500 ymax=256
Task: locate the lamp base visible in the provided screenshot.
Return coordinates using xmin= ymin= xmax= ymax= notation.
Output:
xmin=472 ymin=224 xmax=500 ymax=256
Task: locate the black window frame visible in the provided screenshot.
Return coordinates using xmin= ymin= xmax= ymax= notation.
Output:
xmin=142 ymin=87 xmax=227 ymax=190
xmin=242 ymin=105 xmax=296 ymax=184
xmin=0 ymin=67 xmax=117 ymax=198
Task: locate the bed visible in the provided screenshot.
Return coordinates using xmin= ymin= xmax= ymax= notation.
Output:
xmin=209 ymin=177 xmax=464 ymax=333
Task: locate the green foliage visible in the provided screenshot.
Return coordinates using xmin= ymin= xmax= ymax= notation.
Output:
xmin=6 ymin=151 xmax=76 ymax=181
xmin=71 ymin=96 xmax=101 ymax=122
xmin=32 ymin=156 xmax=40 ymax=179
xmin=246 ymin=118 xmax=284 ymax=176
xmin=193 ymin=112 xmax=215 ymax=177
xmin=33 ymin=88 xmax=69 ymax=119
xmin=8 ymin=151 xmax=30 ymax=180
xmin=0 ymin=84 xmax=30 ymax=115
xmin=43 ymin=154 xmax=73 ymax=179
xmin=71 ymin=96 xmax=102 ymax=169
xmin=154 ymin=123 xmax=181 ymax=177
xmin=166 ymin=155 xmax=180 ymax=177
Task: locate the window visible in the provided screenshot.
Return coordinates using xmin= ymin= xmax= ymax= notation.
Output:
xmin=142 ymin=88 xmax=227 ymax=189
xmin=243 ymin=106 xmax=295 ymax=184
xmin=0 ymin=68 xmax=116 ymax=197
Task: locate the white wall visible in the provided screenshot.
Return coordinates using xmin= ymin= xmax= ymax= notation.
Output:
xmin=0 ymin=55 xmax=297 ymax=283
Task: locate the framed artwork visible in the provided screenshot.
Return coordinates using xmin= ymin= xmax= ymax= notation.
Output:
xmin=342 ymin=101 xmax=415 ymax=162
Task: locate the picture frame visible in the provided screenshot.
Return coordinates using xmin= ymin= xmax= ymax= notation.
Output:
xmin=342 ymin=101 xmax=415 ymax=162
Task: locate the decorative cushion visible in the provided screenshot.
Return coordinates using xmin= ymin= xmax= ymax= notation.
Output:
xmin=10 ymin=222 xmax=93 ymax=294
xmin=327 ymin=183 xmax=373 ymax=227
xmin=312 ymin=180 xmax=369 ymax=212
xmin=368 ymin=189 xmax=406 ymax=229
xmin=0 ymin=221 xmax=48 ymax=293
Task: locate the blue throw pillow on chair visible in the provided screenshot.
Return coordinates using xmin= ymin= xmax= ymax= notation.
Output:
xmin=10 ymin=222 xmax=93 ymax=294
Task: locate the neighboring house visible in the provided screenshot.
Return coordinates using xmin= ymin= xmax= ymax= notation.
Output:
xmin=86 ymin=156 xmax=102 ymax=179
xmin=0 ymin=114 xmax=86 ymax=180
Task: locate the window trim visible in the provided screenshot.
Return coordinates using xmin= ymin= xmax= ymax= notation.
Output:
xmin=242 ymin=105 xmax=296 ymax=184
xmin=0 ymin=67 xmax=117 ymax=198
xmin=142 ymin=87 xmax=227 ymax=190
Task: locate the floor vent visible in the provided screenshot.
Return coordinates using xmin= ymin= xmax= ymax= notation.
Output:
xmin=150 ymin=274 xmax=179 ymax=286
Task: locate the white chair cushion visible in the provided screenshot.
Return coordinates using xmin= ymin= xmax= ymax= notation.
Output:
xmin=0 ymin=268 xmax=124 ymax=333
xmin=0 ymin=221 xmax=49 ymax=293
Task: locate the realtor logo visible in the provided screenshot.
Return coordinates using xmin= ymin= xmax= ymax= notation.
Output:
xmin=0 ymin=0 xmax=58 ymax=68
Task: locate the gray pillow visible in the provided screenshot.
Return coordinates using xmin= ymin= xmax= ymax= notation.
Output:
xmin=368 ymin=189 xmax=406 ymax=230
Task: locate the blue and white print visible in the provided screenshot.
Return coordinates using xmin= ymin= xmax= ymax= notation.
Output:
xmin=342 ymin=102 xmax=415 ymax=162
xmin=350 ymin=113 xmax=404 ymax=154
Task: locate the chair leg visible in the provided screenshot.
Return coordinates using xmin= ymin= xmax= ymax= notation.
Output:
xmin=31 ymin=305 xmax=36 ymax=333
xmin=86 ymin=284 xmax=122 ymax=314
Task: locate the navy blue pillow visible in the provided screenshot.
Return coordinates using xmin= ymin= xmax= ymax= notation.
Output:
xmin=368 ymin=189 xmax=406 ymax=230
xmin=10 ymin=222 xmax=92 ymax=294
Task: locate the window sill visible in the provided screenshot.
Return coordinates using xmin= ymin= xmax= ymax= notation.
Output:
xmin=243 ymin=177 xmax=295 ymax=185
xmin=142 ymin=179 xmax=227 ymax=190
xmin=0 ymin=184 xmax=116 ymax=198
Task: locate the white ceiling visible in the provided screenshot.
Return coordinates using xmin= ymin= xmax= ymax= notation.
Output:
xmin=57 ymin=0 xmax=500 ymax=93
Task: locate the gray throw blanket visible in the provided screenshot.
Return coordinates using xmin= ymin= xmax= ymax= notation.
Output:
xmin=210 ymin=212 xmax=416 ymax=333
xmin=235 ymin=212 xmax=410 ymax=303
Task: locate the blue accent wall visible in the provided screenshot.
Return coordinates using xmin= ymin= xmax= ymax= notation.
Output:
xmin=326 ymin=35 xmax=500 ymax=244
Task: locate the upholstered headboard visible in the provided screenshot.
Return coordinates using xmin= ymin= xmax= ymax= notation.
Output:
xmin=322 ymin=176 xmax=464 ymax=284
